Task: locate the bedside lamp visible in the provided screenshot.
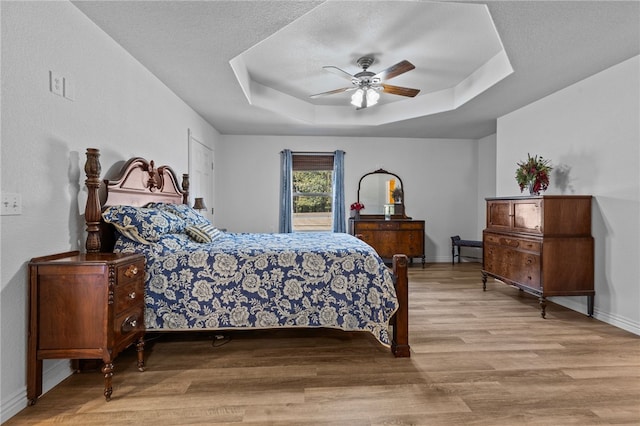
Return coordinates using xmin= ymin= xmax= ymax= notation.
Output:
xmin=192 ymin=197 xmax=207 ymax=212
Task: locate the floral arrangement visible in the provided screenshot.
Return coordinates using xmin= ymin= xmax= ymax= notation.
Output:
xmin=350 ymin=202 xmax=365 ymax=211
xmin=515 ymin=153 xmax=552 ymax=195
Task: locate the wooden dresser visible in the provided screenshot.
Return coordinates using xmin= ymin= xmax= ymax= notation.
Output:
xmin=28 ymin=251 xmax=146 ymax=404
xmin=350 ymin=218 xmax=425 ymax=267
xmin=482 ymin=196 xmax=594 ymax=318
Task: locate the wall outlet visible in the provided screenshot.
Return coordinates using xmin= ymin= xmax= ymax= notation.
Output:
xmin=1 ymin=192 xmax=22 ymax=215
xmin=50 ymin=71 xmax=64 ymax=97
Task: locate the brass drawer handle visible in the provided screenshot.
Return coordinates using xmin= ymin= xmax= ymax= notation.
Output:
xmin=128 ymin=291 xmax=136 ymax=299
xmin=124 ymin=264 xmax=139 ymax=278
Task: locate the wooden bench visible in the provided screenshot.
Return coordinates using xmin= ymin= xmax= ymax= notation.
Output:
xmin=451 ymin=235 xmax=482 ymax=265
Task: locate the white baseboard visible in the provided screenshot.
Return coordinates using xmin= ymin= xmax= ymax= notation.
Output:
xmin=1 ymin=359 xmax=72 ymax=423
xmin=0 ymin=386 xmax=25 ymax=423
xmin=552 ymin=296 xmax=640 ymax=336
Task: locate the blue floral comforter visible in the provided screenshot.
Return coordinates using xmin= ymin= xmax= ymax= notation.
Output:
xmin=114 ymin=232 xmax=398 ymax=345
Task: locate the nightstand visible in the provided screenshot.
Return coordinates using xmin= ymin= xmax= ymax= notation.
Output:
xmin=27 ymin=251 xmax=146 ymax=404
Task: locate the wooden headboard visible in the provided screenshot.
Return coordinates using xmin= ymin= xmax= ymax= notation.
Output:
xmin=84 ymin=148 xmax=189 ymax=253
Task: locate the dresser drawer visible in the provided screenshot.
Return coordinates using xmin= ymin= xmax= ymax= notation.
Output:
xmin=396 ymin=221 xmax=424 ymax=231
xmin=352 ymin=219 xmax=424 ymax=264
xmin=484 ymin=233 xmax=541 ymax=253
xmin=375 ymin=221 xmax=400 ymax=230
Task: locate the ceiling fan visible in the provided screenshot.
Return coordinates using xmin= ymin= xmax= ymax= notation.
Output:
xmin=310 ymin=56 xmax=420 ymax=109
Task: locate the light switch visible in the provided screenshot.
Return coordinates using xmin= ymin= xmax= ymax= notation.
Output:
xmin=1 ymin=192 xmax=22 ymax=215
xmin=64 ymin=77 xmax=75 ymax=101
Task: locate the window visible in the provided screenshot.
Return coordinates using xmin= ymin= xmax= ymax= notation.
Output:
xmin=292 ymin=154 xmax=334 ymax=232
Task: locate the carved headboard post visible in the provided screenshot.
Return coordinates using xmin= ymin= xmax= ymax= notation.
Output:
xmin=84 ymin=148 xmax=102 ymax=253
xmin=182 ymin=174 xmax=190 ymax=205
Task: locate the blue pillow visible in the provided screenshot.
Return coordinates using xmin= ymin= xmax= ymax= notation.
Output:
xmin=147 ymin=202 xmax=210 ymax=226
xmin=102 ymin=205 xmax=186 ymax=244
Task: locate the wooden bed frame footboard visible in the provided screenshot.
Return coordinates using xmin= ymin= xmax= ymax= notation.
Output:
xmin=83 ymin=148 xmax=410 ymax=357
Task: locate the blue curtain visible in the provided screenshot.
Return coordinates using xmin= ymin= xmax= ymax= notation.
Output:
xmin=332 ymin=150 xmax=346 ymax=233
xmin=279 ymin=149 xmax=293 ymax=233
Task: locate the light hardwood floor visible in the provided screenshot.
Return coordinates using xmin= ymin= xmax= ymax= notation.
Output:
xmin=7 ymin=263 xmax=640 ymax=425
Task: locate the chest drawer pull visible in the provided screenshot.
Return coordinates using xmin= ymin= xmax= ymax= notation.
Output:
xmin=124 ymin=265 xmax=139 ymax=278
xmin=128 ymin=291 xmax=137 ymax=299
xmin=503 ymin=239 xmax=519 ymax=248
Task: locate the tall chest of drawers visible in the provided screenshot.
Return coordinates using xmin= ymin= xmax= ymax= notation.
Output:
xmin=27 ymin=251 xmax=146 ymax=404
xmin=482 ymin=196 xmax=594 ymax=318
xmin=350 ymin=218 xmax=425 ymax=266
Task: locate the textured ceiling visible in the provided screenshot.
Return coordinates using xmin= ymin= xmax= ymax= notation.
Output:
xmin=71 ymin=0 xmax=640 ymax=139
xmin=230 ymin=1 xmax=513 ymax=127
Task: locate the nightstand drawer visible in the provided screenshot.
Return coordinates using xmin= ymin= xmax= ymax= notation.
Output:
xmin=114 ymin=307 xmax=144 ymax=341
xmin=117 ymin=260 xmax=144 ymax=284
xmin=114 ymin=279 xmax=144 ymax=313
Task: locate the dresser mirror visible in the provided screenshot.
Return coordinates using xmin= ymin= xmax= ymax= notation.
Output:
xmin=357 ymin=169 xmax=407 ymax=218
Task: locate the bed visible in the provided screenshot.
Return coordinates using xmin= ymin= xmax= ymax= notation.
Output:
xmin=83 ymin=148 xmax=409 ymax=357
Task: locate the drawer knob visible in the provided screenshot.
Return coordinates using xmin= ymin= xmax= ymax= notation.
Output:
xmin=121 ymin=315 xmax=139 ymax=333
xmin=124 ymin=265 xmax=139 ymax=278
xmin=128 ymin=291 xmax=136 ymax=299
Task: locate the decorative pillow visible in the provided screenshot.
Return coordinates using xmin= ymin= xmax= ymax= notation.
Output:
xmin=102 ymin=205 xmax=186 ymax=244
xmin=185 ymin=223 xmax=224 ymax=243
xmin=147 ymin=202 xmax=210 ymax=226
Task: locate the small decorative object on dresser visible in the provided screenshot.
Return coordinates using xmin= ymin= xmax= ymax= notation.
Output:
xmin=350 ymin=201 xmax=364 ymax=219
xmin=482 ymin=195 xmax=594 ymax=318
xmin=27 ymin=251 xmax=146 ymax=404
xmin=515 ymin=153 xmax=553 ymax=195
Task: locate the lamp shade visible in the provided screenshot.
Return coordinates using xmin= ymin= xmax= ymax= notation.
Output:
xmin=193 ymin=197 xmax=207 ymax=211
xmin=350 ymin=87 xmax=380 ymax=108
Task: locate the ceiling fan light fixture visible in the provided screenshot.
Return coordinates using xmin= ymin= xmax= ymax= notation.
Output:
xmin=366 ymin=88 xmax=380 ymax=106
xmin=350 ymin=89 xmax=364 ymax=107
xmin=351 ymin=87 xmax=379 ymax=108
xmin=315 ymin=57 xmax=418 ymax=109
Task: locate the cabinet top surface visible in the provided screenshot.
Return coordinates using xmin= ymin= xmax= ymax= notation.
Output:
xmin=486 ymin=195 xmax=592 ymax=201
xmin=352 ymin=218 xmax=424 ymax=223
xmin=30 ymin=251 xmax=144 ymax=265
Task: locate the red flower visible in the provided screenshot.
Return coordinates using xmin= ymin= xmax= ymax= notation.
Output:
xmin=350 ymin=202 xmax=365 ymax=211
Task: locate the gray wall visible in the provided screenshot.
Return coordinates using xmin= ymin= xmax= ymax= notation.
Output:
xmin=496 ymin=56 xmax=640 ymax=334
xmin=214 ymin=135 xmax=481 ymax=261
xmin=1 ymin=2 xmax=219 ymax=420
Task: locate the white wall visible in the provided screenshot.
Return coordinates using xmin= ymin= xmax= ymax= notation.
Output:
xmin=477 ymin=133 xmax=497 ymax=236
xmin=215 ymin=135 xmax=479 ymax=261
xmin=0 ymin=2 xmax=219 ymax=420
xmin=496 ymin=56 xmax=640 ymax=334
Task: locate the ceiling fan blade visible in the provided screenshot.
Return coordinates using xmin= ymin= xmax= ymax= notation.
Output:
xmin=323 ymin=65 xmax=355 ymax=81
xmin=309 ymin=87 xmax=354 ymax=98
xmin=374 ymin=60 xmax=415 ymax=81
xmin=382 ymin=84 xmax=420 ymax=97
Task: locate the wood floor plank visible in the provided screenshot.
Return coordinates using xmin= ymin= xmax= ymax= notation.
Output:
xmin=7 ymin=262 xmax=640 ymax=425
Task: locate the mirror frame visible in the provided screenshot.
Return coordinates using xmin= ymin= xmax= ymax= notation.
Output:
xmin=357 ymin=168 xmax=409 ymax=219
